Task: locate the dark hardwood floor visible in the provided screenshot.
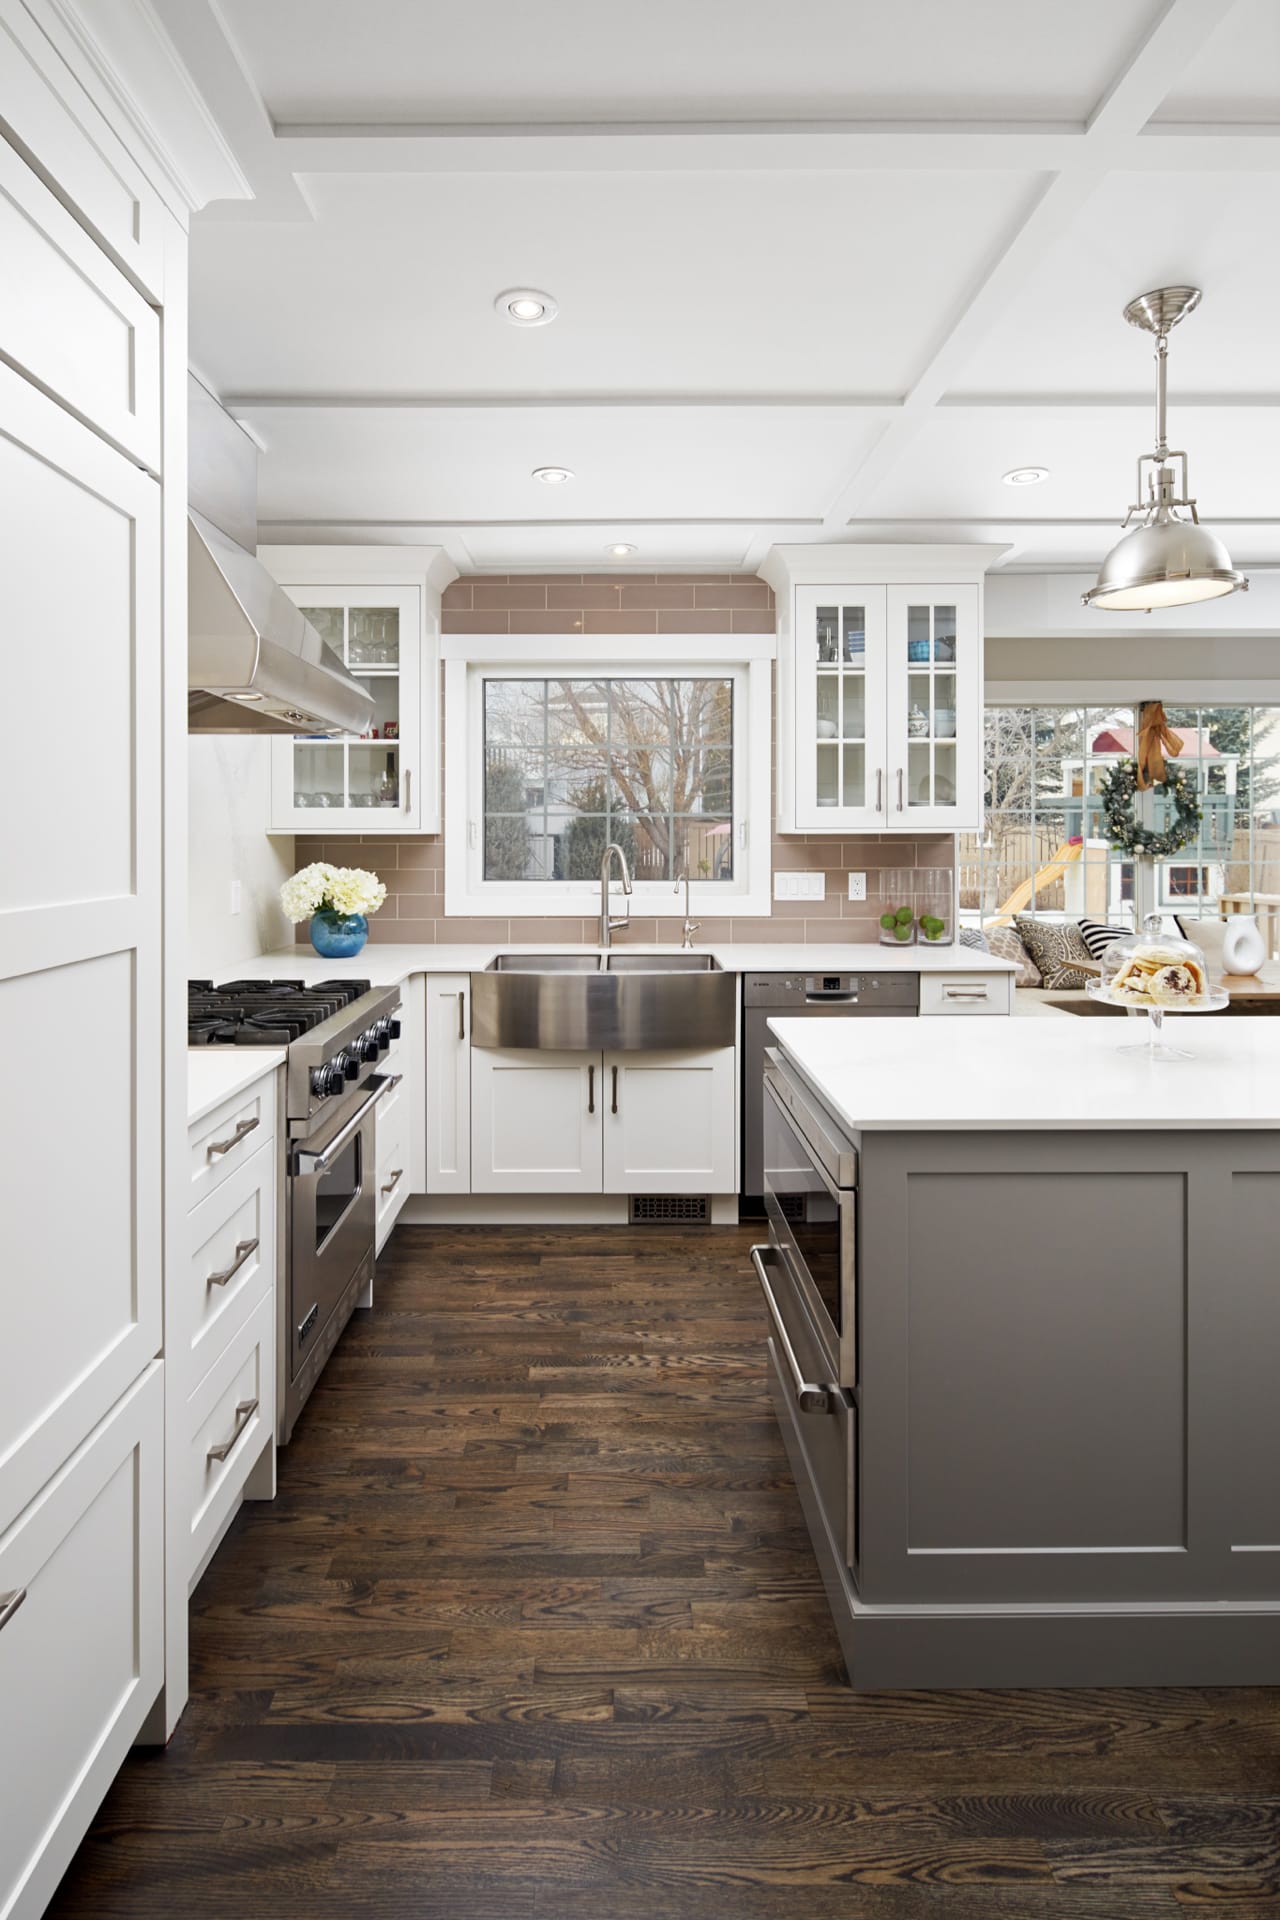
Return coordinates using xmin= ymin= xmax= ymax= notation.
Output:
xmin=48 ymin=1223 xmax=1280 ymax=1918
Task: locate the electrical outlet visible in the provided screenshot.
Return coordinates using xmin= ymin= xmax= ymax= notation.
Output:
xmin=848 ymin=872 xmax=867 ymax=902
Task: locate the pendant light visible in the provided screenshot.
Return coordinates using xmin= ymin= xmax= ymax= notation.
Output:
xmin=1083 ymin=287 xmax=1247 ymax=612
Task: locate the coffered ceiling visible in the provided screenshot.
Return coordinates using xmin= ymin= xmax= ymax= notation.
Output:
xmin=144 ymin=0 xmax=1278 ymax=575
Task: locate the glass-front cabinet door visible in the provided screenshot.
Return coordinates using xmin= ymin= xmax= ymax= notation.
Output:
xmin=269 ymin=586 xmax=421 ymax=831
xmin=792 ymin=586 xmax=888 ymax=830
xmin=885 ymin=584 xmax=980 ymax=831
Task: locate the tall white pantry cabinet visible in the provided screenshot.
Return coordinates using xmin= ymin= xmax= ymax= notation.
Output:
xmin=0 ymin=5 xmax=240 ymax=1914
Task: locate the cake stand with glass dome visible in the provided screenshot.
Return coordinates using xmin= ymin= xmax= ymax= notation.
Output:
xmin=1086 ymin=914 xmax=1228 ymax=1059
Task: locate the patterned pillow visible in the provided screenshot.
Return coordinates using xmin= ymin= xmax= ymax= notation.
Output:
xmin=959 ymin=926 xmax=990 ymax=953
xmin=1077 ymin=918 xmax=1131 ymax=961
xmin=1014 ymin=915 xmax=1096 ymax=990
xmin=984 ymin=924 xmax=1042 ymax=987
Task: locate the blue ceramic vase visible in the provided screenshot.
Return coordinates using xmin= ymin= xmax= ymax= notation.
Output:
xmin=309 ymin=910 xmax=368 ymax=958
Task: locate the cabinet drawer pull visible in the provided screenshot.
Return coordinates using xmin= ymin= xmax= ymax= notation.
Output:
xmin=0 ymin=1588 xmax=26 ymax=1634
xmin=207 ymin=1115 xmax=259 ymax=1158
xmin=457 ymin=990 xmax=466 ymax=1041
xmin=206 ymin=1237 xmax=259 ymax=1288
xmin=750 ymin=1244 xmax=834 ymax=1415
xmin=380 ymin=1167 xmax=404 ymax=1196
xmin=207 ymin=1398 xmax=260 ymax=1465
xmin=587 ymin=1063 xmax=595 ymax=1114
xmin=944 ymin=987 xmax=989 ymax=1002
xmin=611 ymin=1064 xmax=619 ymax=1115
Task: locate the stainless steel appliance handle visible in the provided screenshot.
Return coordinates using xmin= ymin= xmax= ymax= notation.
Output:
xmin=750 ymin=1244 xmax=833 ymax=1415
xmin=0 ymin=1588 xmax=26 ymax=1634
xmin=206 ymin=1238 xmax=259 ymax=1289
xmin=295 ymin=1075 xmax=399 ymax=1174
xmin=207 ymin=1115 xmax=259 ymax=1158
xmin=380 ymin=1167 xmax=404 ymax=1196
xmin=457 ymin=990 xmax=466 ymax=1041
xmin=611 ymin=1064 xmax=619 ymax=1114
xmin=875 ymin=767 xmax=883 ymax=812
xmin=587 ymin=1063 xmax=595 ymax=1114
xmin=207 ymin=1398 xmax=259 ymax=1465
xmin=896 ymin=767 xmax=904 ymax=812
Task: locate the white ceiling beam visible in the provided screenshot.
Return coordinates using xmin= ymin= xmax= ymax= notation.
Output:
xmin=223 ymin=391 xmax=905 ymax=412
xmin=816 ymin=0 xmax=1246 ymax=534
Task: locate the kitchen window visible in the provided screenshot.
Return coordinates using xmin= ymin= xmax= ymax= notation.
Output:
xmin=961 ymin=704 xmax=1280 ymax=934
xmin=443 ymin=637 xmax=773 ymax=917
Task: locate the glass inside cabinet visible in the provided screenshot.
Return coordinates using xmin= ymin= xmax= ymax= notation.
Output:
xmin=903 ymin=601 xmax=958 ymax=810
xmin=289 ymin=603 xmax=403 ymax=813
xmin=812 ymin=601 xmax=872 ymax=812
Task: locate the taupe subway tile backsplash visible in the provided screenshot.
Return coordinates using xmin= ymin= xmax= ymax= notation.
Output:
xmin=295 ymin=575 xmax=954 ymax=947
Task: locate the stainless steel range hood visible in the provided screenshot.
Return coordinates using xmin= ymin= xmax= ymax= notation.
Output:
xmin=188 ymin=511 xmax=375 ymax=736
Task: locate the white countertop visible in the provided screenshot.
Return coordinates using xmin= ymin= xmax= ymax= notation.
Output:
xmin=188 ymin=1047 xmax=285 ymax=1127
xmin=768 ymin=1011 xmax=1280 ymax=1131
xmin=200 ymin=941 xmax=1014 ymax=986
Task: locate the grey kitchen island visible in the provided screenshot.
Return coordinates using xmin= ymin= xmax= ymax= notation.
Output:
xmin=762 ymin=1012 xmax=1280 ymax=1688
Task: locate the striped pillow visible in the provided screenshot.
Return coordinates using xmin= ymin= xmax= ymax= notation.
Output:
xmin=959 ymin=926 xmax=989 ymax=952
xmin=1078 ymin=918 xmax=1130 ymax=961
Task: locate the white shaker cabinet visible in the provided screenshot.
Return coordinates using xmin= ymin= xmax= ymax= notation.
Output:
xmin=603 ymin=1047 xmax=737 ymax=1194
xmin=425 ymin=974 xmax=472 ymax=1194
xmin=762 ymin=545 xmax=1002 ymax=834
xmin=260 ymin=546 xmax=456 ymax=835
xmin=470 ymin=1049 xmax=603 ymax=1194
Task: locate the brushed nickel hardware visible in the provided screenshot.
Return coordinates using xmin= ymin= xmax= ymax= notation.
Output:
xmin=675 ymin=863 xmax=700 ymax=950
xmin=896 ymin=767 xmax=904 ymax=812
xmin=207 ymin=1115 xmax=259 ymax=1157
xmin=876 ymin=768 xmax=883 ymax=812
xmin=751 ymin=1244 xmax=834 ymax=1414
xmin=598 ymin=841 xmax=633 ymax=948
xmin=457 ymin=990 xmax=466 ymax=1041
xmin=206 ymin=1237 xmax=259 ymax=1288
xmin=380 ymin=1167 xmax=403 ymax=1196
xmin=588 ymin=1063 xmax=595 ymax=1114
xmin=404 ymin=768 xmax=412 ymax=811
xmin=207 ymin=1397 xmax=259 ymax=1464
xmin=611 ymin=1065 xmax=619 ymax=1114
xmin=0 ymin=1588 xmax=26 ymax=1634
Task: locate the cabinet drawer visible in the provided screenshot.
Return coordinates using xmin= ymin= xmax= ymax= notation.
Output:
xmin=188 ymin=1077 xmax=276 ymax=1211
xmin=0 ymin=1364 xmax=162 ymax=1920
xmin=0 ymin=140 xmax=159 ymax=468
xmin=187 ymin=1139 xmax=275 ymax=1391
xmin=920 ymin=972 xmax=1012 ymax=1016
xmin=184 ymin=1294 xmax=273 ymax=1582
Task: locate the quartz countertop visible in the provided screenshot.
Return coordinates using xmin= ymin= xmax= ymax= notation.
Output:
xmin=198 ymin=941 xmax=1015 ymax=987
xmin=767 ymin=1010 xmax=1280 ymax=1131
xmin=188 ymin=1047 xmax=285 ymax=1127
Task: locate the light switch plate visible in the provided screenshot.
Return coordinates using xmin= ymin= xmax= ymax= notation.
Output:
xmin=773 ymin=872 xmax=826 ymax=901
xmin=848 ymin=872 xmax=867 ymax=901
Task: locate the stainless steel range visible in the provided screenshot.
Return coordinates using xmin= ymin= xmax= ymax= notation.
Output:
xmin=189 ymin=977 xmax=402 ymax=1442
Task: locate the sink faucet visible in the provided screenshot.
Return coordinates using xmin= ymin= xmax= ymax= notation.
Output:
xmin=675 ymin=863 xmax=700 ymax=950
xmin=598 ymin=842 xmax=633 ymax=948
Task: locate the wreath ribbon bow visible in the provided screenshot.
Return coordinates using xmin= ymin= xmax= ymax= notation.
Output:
xmin=1136 ymin=702 xmax=1184 ymax=791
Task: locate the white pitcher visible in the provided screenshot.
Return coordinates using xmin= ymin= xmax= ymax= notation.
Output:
xmin=1222 ymin=911 xmax=1266 ymax=975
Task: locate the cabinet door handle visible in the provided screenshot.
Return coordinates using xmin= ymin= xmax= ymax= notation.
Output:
xmin=875 ymin=767 xmax=883 ymax=812
xmin=207 ymin=1237 xmax=259 ymax=1289
xmin=207 ymin=1398 xmax=259 ymax=1465
xmin=381 ymin=1167 xmax=404 ymax=1196
xmin=207 ymin=1115 xmax=259 ymax=1158
xmin=403 ymin=768 xmax=412 ymax=813
xmin=0 ymin=1588 xmax=26 ymax=1634
xmin=457 ymin=990 xmax=466 ymax=1041
xmin=896 ymin=767 xmax=904 ymax=812
xmin=587 ymin=1063 xmax=594 ymax=1114
xmin=611 ymin=1064 xmax=619 ymax=1115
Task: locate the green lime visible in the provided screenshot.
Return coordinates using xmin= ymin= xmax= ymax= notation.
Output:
xmin=894 ymin=926 xmax=911 ymax=941
xmin=879 ymin=912 xmax=896 ymax=931
xmin=895 ymin=904 xmax=913 ymax=924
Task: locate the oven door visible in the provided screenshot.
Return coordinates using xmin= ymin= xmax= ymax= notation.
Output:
xmin=289 ymin=1078 xmax=385 ymax=1380
xmin=762 ymin=1072 xmax=856 ymax=1392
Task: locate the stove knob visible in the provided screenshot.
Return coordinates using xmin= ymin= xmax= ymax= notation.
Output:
xmin=339 ymin=1050 xmax=360 ymax=1082
xmin=374 ymin=1019 xmax=392 ymax=1052
xmin=321 ymin=1060 xmax=347 ymax=1097
xmin=360 ymin=1030 xmax=380 ymax=1062
xmin=389 ymin=1016 xmax=402 ymax=1040
xmin=309 ymin=1065 xmax=329 ymax=1097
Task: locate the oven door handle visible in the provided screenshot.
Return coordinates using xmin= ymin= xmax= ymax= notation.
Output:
xmin=294 ymin=1074 xmax=400 ymax=1175
xmin=750 ymin=1243 xmax=834 ymax=1415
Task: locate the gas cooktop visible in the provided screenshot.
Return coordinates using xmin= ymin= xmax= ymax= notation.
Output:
xmin=188 ymin=977 xmax=374 ymax=1046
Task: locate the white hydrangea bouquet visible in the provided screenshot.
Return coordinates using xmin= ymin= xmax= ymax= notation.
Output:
xmin=281 ymin=862 xmax=387 ymax=957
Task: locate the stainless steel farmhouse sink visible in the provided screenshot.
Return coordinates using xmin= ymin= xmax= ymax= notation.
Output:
xmin=472 ymin=953 xmax=734 ymax=1050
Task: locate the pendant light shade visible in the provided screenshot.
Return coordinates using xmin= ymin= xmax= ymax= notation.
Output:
xmin=1084 ymin=287 xmax=1247 ymax=613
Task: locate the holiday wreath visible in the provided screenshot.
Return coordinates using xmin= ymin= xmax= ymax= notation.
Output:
xmin=1099 ymin=757 xmax=1202 ymax=857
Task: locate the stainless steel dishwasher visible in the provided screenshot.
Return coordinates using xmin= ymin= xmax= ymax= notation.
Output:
xmin=741 ymin=971 xmax=918 ymax=1203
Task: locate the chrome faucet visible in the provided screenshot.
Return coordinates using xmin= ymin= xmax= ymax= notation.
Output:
xmin=598 ymin=842 xmax=633 ymax=948
xmin=675 ymin=863 xmax=700 ymax=950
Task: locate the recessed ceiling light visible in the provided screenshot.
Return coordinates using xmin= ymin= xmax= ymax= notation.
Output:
xmin=1002 ymin=466 xmax=1050 ymax=487
xmin=605 ymin=543 xmax=637 ymax=558
xmin=532 ymin=466 xmax=574 ymax=485
xmin=496 ymin=288 xmax=558 ymax=327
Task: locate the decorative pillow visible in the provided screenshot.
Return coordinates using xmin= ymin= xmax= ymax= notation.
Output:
xmin=984 ymin=924 xmax=1042 ymax=987
xmin=959 ymin=926 xmax=990 ymax=953
xmin=1077 ymin=918 xmax=1131 ymax=961
xmin=1014 ymin=915 xmax=1095 ymax=990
